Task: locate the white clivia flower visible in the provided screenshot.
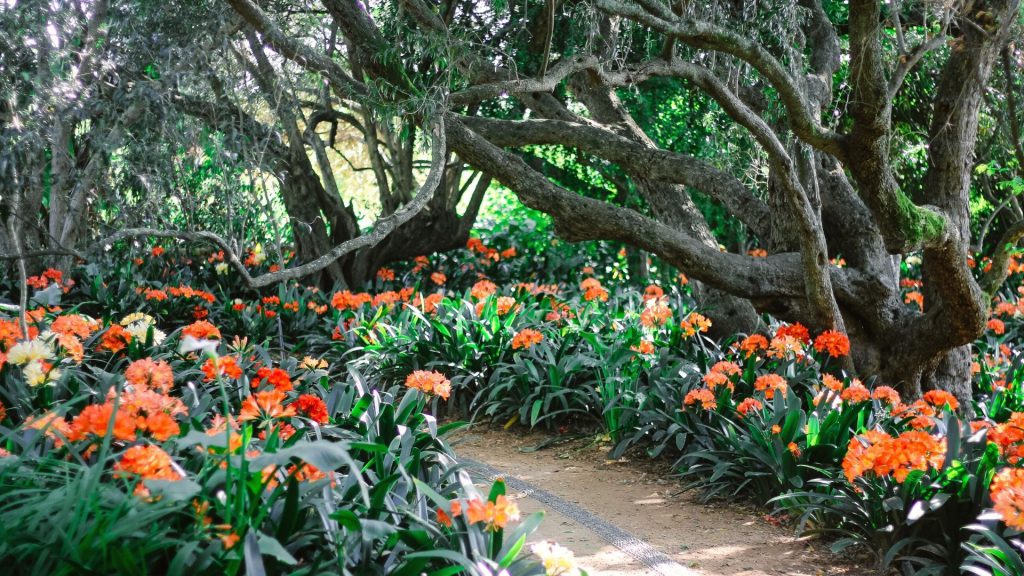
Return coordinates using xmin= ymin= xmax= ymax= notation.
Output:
xmin=179 ymin=334 xmax=218 ymax=355
xmin=530 ymin=540 xmax=581 ymax=576
xmin=7 ymin=338 xmax=55 ymax=366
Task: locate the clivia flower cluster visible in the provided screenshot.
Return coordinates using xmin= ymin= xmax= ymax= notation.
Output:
xmin=436 ymin=492 xmax=521 ymax=532
xmin=405 ymin=370 xmax=452 ymax=400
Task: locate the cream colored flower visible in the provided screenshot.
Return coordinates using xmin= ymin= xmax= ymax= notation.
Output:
xmin=23 ymin=359 xmax=59 ymax=387
xmin=531 ymin=541 xmax=581 ymax=576
xmin=7 ymin=338 xmax=54 ymax=366
xmin=299 ymin=356 xmax=329 ymax=371
xmin=119 ymin=312 xmax=155 ymax=327
xmin=125 ymin=322 xmax=166 ymax=346
xmin=215 ymin=262 xmax=229 ymax=275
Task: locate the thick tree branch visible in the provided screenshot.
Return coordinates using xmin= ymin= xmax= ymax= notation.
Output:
xmin=461 ymin=115 xmax=772 ymax=239
xmin=887 ymin=37 xmax=945 ymax=101
xmin=447 ymin=113 xmax=851 ymax=303
xmin=449 ymin=55 xmax=598 ymax=106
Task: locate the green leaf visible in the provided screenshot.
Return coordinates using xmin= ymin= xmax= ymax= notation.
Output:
xmin=257 ymin=533 xmax=297 ymax=565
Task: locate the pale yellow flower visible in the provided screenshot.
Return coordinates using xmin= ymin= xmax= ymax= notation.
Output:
xmin=119 ymin=312 xmax=155 ymax=327
xmin=531 ymin=541 xmax=581 ymax=576
xmin=125 ymin=322 xmax=166 ymax=346
xmin=23 ymin=359 xmax=59 ymax=387
xmin=7 ymin=339 xmax=54 ymax=366
xmin=299 ymin=356 xmax=329 ymax=370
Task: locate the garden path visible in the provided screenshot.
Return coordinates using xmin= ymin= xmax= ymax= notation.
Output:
xmin=451 ymin=428 xmax=871 ymax=576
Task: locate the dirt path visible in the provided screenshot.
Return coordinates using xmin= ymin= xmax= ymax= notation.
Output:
xmin=451 ymin=428 xmax=871 ymax=576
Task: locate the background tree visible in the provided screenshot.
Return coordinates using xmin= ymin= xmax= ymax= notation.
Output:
xmin=227 ymin=0 xmax=1023 ymax=400
xmin=0 ymin=0 xmax=485 ymax=289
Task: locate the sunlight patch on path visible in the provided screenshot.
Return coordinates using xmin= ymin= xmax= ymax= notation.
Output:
xmin=462 ymin=456 xmax=696 ymax=576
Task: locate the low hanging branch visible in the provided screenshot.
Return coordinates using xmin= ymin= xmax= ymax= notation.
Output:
xmin=0 ymin=116 xmax=447 ymax=291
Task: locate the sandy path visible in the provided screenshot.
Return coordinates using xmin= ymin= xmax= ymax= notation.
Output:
xmin=451 ymin=428 xmax=872 ymax=576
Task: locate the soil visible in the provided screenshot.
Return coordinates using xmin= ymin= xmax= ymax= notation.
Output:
xmin=449 ymin=426 xmax=875 ymax=576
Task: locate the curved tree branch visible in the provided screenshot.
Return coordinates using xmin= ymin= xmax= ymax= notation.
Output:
xmin=460 ymin=115 xmax=772 ymax=239
xmin=447 ymin=113 xmax=853 ymax=304
xmin=594 ymin=0 xmax=845 ymax=157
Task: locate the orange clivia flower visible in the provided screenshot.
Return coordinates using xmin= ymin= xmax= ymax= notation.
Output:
xmin=640 ymin=301 xmax=672 ymax=328
xmin=922 ymin=390 xmax=959 ymax=411
xmin=643 ymin=284 xmax=664 ymax=301
xmin=239 ymin=390 xmax=296 ymax=422
xmin=840 ymin=381 xmax=871 ymax=403
xmin=842 ymin=430 xmax=946 ymax=483
xmin=464 ymin=497 xmax=489 ymax=525
xmin=739 ymin=334 xmax=769 ymax=357
xmin=254 ymin=367 xmax=293 ymax=392
xmin=125 ymin=358 xmax=174 ymax=393
xmin=704 ymin=361 xmax=740 ymax=392
xmin=495 ymin=296 xmax=517 ymax=315
xmin=330 ymin=290 xmax=372 ymax=311
xmin=143 ymin=411 xmax=181 ymax=441
xmin=143 ymin=288 xmax=168 ymax=302
xmin=182 ymin=320 xmax=221 ymax=340
xmin=405 ymin=370 xmax=452 ymax=400
xmin=680 ymin=312 xmax=712 ymax=337
xmin=417 ymin=292 xmax=444 ymax=314
xmin=774 ymin=323 xmax=811 ymax=344
xmin=905 ymin=291 xmax=924 ymax=311
xmin=684 ymin=388 xmax=717 ymax=410
xmin=583 ymin=286 xmax=609 ymax=302
xmin=909 ymin=415 xmax=934 ymax=430
xmin=220 ymin=532 xmax=240 ymax=550
xmin=872 ymin=386 xmax=901 ymax=406
xmin=293 ymin=394 xmax=329 ymax=424
xmin=991 ymin=468 xmax=1024 ymax=530
xmin=987 ymin=413 xmax=1024 ymax=463
xmin=822 ymin=373 xmax=845 ymax=392
xmin=436 ymin=507 xmax=454 ymax=527
xmin=115 ymin=444 xmax=181 ymax=482
xmin=69 ymin=402 xmax=138 ymax=442
xmin=754 ymin=374 xmax=788 ymax=400
xmin=50 ymin=314 xmax=96 ymax=340
xmin=631 ymin=339 xmax=655 ymax=355
xmin=487 ymin=495 xmax=521 ymax=531
xmin=470 ymin=280 xmax=498 ymax=300
xmin=813 ymin=330 xmax=851 ymax=357
xmin=988 ymin=318 xmax=1006 ymax=335
xmin=430 ymin=272 xmax=447 ymax=286
xmin=767 ymin=335 xmax=805 ymax=359
xmin=736 ymin=398 xmax=763 ymax=418
xmin=372 ymin=291 xmax=401 ymax=308
xmin=98 ymin=325 xmax=131 ymax=353
xmin=511 ymin=329 xmax=545 ymax=350
xmin=201 ymin=356 xmax=243 ymax=382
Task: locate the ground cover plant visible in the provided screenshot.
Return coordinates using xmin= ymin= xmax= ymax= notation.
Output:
xmin=2 ymin=231 xmax=1024 ymax=574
